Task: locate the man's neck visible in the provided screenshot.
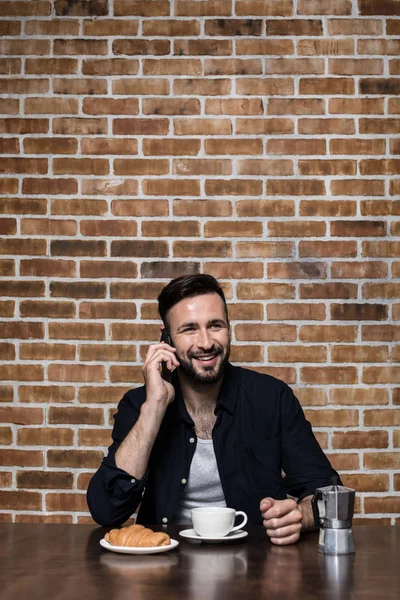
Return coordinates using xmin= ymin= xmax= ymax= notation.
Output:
xmin=177 ymin=370 xmax=223 ymax=415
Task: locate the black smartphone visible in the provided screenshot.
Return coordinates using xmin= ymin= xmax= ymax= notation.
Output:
xmin=160 ymin=329 xmax=172 ymax=381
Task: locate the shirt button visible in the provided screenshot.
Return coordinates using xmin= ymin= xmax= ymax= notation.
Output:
xmin=181 ymin=478 xmax=187 ymax=485
xmin=189 ymin=437 xmax=195 ymax=443
xmin=130 ymin=478 xmax=136 ymax=484
xmin=162 ymin=517 xmax=168 ymax=524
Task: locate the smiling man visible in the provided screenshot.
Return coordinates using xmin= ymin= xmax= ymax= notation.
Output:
xmin=87 ymin=274 xmax=340 ymax=545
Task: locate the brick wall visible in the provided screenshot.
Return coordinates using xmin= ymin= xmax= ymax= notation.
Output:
xmin=0 ymin=0 xmax=399 ymax=524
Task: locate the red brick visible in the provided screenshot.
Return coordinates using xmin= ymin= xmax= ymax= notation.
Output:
xmin=175 ymin=0 xmax=232 ymax=16
xmin=79 ymin=386 xmax=130 ymax=404
xmin=267 ymin=303 xmax=325 ymax=321
xmin=20 ymin=343 xmax=75 ymax=361
xmin=111 ymin=240 xmax=168 ymax=257
xmin=343 ymin=474 xmax=388 ymax=493
xmin=0 ymin=491 xmax=42 ymax=511
xmin=267 ymin=261 xmax=327 ymax=279
xmin=300 ymin=283 xmax=357 ymax=300
xmin=204 ymin=262 xmax=263 ymax=279
xmin=364 ymin=409 xmax=400 ymax=427
xmin=144 ymin=59 xmax=201 ymax=76
xmin=0 ymin=20 xmax=21 ymax=34
xmin=236 ymin=282 xmax=294 ymax=300
xmin=266 ymin=19 xmax=322 ymax=35
xmin=51 ymin=240 xmax=106 ymax=257
xmin=267 ymin=138 xmax=325 ymax=155
xmin=0 ymin=218 xmax=16 ymax=234
xmin=20 ymin=218 xmax=77 ymax=236
xmin=331 ymin=303 xmax=388 ymax=321
xmin=45 ymin=492 xmax=89 ymax=512
xmin=362 ymin=325 xmax=400 ymax=342
xmin=82 ymin=58 xmax=139 ymax=76
xmin=267 ymin=179 xmax=325 ymax=196
xmin=142 ymin=179 xmax=200 ymax=196
xmin=173 ymin=159 xmax=232 ymax=176
xmin=268 ymin=220 xmax=325 ymax=237
xmin=79 ymin=344 xmax=137 ymax=362
xmin=331 ymin=261 xmax=387 ymax=279
xmin=0 ymin=449 xmax=43 ymax=467
xmin=81 ymin=178 xmax=138 ymax=196
xmin=22 ymin=178 xmax=77 ymax=195
xmin=0 ymin=364 xmax=44 ymax=381
xmin=25 ymin=58 xmax=77 ymax=75
xmin=25 ymin=19 xmax=79 ymax=36
xmin=237 ymin=200 xmax=294 ymax=217
xmin=110 ymin=282 xmax=164 ymax=301
xmin=269 ymin=345 xmax=326 ymax=363
xmin=298 ymin=0 xmax=351 ymax=14
xmin=295 ymin=388 xmax=327 ymax=407
xmin=298 ymin=39 xmax=354 ymax=55
xmin=0 ymin=406 xmax=43 ymax=425
xmin=54 ymin=78 xmax=108 ymax=95
xmin=112 ymin=199 xmax=168 ymax=217
xmin=0 ymin=38 xmax=49 ymax=54
xmin=143 ymin=19 xmax=199 ymax=36
xmin=20 ymin=301 xmax=75 ymax=319
xmin=78 ymin=428 xmax=112 ymax=446
xmin=204 ymin=221 xmax=262 ymax=237
xmin=363 ymin=367 xmax=400 ymax=385
xmin=0 ymin=99 xmax=19 ymax=115
xmin=331 ymin=220 xmax=386 ymax=237
xmin=204 ymin=58 xmax=261 ymax=76
xmin=113 ymin=118 xmax=169 ymax=136
xmin=266 ymin=58 xmax=324 ymax=74
xmin=299 ymin=118 xmax=355 ymax=135
xmin=205 ymin=139 xmax=262 ymax=156
xmin=331 ymin=179 xmax=384 ymax=196
xmin=79 ymin=302 xmax=137 ymax=320
xmin=0 ymin=261 xmax=14 ymax=277
xmin=331 ymin=388 xmax=388 ymax=406
xmin=53 ymin=117 xmax=107 ymax=135
xmin=360 ymin=118 xmax=400 ymax=134
xmin=17 ymin=470 xmax=73 ymax=489
xmin=236 ymin=39 xmax=294 ymax=55
xmin=206 ymin=98 xmax=263 ymax=114
xmin=109 ymin=366 xmax=144 ymax=383
xmin=332 ymin=345 xmax=388 ymax=363
xmin=174 ymin=118 xmax=231 ymax=136
xmin=17 ymin=428 xmax=73 ymax=447
xmin=48 ymin=364 xmax=106 ymax=383
xmin=142 ymin=221 xmax=200 ymax=237
xmin=330 ymin=138 xmax=385 ymax=155
xmin=143 ymin=139 xmax=199 ymax=156
xmin=84 ymin=19 xmax=139 ymax=36
xmin=359 ymin=0 xmax=400 ymax=15
xmin=299 ymin=160 xmax=356 ymax=176
xmin=79 ymin=220 xmax=137 ymax=237
xmin=114 ymin=0 xmax=170 ymax=16
xmin=0 ymin=139 xmax=19 ymax=154
xmin=235 ymin=324 xmax=296 ymax=342
xmin=174 ymin=39 xmax=232 ymax=56
xmin=50 ymin=281 xmax=106 ymax=299
xmin=329 ymin=58 xmax=383 ymax=75
xmin=300 ymin=201 xmax=356 ymax=217
xmin=25 ymin=98 xmax=78 ymax=115
xmin=329 ymin=98 xmax=384 ymax=114
xmin=49 ymin=322 xmax=105 ymax=340
xmin=83 ymin=98 xmax=138 ymax=116
xmin=143 ymin=98 xmax=200 ymax=115
xmin=235 ymin=77 xmax=294 ymax=96
xmin=111 ymin=323 xmax=162 ymax=341
xmin=0 ymin=342 xmax=15 ymax=360
xmin=51 ymin=199 xmax=107 ymax=216
xmin=80 ymin=260 xmax=137 ymax=279
xmin=0 ymin=281 xmax=44 ymax=299
xmin=141 ymin=261 xmax=200 ymax=279
xmin=328 ymin=18 xmax=382 ymax=35
xmin=205 ymin=19 xmax=262 ymax=36
xmin=54 ymin=0 xmax=107 ymax=15
xmin=24 ymin=138 xmax=77 ymax=155
xmin=300 ymin=325 xmax=356 ymax=343
xmin=360 ymin=159 xmax=400 ymax=175
xmin=54 ymin=38 xmax=108 ymax=56
xmin=302 ymin=365 xmax=358 ymax=385
xmin=113 ymin=39 xmax=169 ymax=56
xmin=19 ymin=386 xmax=75 ymax=403
xmin=363 ymin=283 xmax=400 ymax=299
xmin=173 ymin=199 xmax=232 ymax=217
xmin=0 ymin=58 xmax=20 ymax=74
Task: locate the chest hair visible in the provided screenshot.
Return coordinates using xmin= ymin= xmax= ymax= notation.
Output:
xmin=187 ymin=408 xmax=216 ymax=440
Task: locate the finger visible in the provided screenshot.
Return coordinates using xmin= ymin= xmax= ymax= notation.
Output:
xmin=269 ymin=531 xmax=301 ymax=546
xmin=264 ymin=521 xmax=302 ymax=539
xmin=145 ymin=342 xmax=177 ymax=362
xmin=261 ymin=499 xmax=297 ymax=520
xmin=260 ymin=497 xmax=274 ymax=512
xmin=262 ymin=508 xmax=302 ymax=530
xmin=145 ymin=348 xmax=180 ymax=369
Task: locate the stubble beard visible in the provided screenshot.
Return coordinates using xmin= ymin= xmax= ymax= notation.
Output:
xmin=176 ymin=343 xmax=230 ymax=385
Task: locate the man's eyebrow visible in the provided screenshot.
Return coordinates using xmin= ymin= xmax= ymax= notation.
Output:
xmin=177 ymin=318 xmax=227 ymax=331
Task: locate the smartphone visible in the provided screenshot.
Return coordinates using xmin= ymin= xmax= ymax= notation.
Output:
xmin=160 ymin=329 xmax=172 ymax=381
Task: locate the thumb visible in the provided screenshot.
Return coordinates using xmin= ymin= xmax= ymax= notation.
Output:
xmin=260 ymin=497 xmax=274 ymax=512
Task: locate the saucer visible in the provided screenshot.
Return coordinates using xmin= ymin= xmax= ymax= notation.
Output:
xmin=100 ymin=538 xmax=179 ymax=554
xmin=179 ymin=529 xmax=248 ymax=543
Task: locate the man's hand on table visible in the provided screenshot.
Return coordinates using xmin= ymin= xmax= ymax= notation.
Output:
xmin=260 ymin=497 xmax=304 ymax=545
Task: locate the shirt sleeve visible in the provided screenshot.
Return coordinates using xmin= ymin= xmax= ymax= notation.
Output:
xmin=279 ymin=383 xmax=341 ymax=501
xmin=86 ymin=388 xmax=148 ymax=527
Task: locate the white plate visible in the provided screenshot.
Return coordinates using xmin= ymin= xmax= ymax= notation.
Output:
xmin=179 ymin=529 xmax=248 ymax=543
xmin=100 ymin=538 xmax=179 ymax=555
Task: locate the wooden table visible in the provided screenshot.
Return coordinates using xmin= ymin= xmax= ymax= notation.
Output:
xmin=1 ymin=524 xmax=399 ymax=599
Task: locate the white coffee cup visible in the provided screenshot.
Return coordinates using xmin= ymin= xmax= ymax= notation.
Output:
xmin=191 ymin=507 xmax=248 ymax=538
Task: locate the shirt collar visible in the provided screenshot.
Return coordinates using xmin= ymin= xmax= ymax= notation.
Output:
xmin=172 ymin=362 xmax=239 ymax=423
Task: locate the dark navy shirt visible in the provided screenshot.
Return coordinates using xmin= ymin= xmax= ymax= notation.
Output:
xmin=87 ymin=364 xmax=339 ymax=527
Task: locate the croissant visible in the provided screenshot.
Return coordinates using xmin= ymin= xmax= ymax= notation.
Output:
xmin=105 ymin=524 xmax=171 ymax=547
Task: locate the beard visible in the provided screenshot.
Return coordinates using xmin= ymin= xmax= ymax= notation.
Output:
xmin=176 ymin=342 xmax=230 ymax=385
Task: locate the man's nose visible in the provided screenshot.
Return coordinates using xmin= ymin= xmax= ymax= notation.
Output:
xmin=196 ymin=329 xmax=213 ymax=349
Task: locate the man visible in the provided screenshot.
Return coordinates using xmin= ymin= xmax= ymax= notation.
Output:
xmin=87 ymin=274 xmax=340 ymax=545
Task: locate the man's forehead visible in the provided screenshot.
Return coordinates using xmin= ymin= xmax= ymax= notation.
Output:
xmin=167 ymin=293 xmax=226 ymax=326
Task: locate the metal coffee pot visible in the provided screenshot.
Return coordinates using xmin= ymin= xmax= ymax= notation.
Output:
xmin=312 ymin=482 xmax=356 ymax=555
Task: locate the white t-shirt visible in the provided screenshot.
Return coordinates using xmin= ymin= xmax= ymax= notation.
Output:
xmin=174 ymin=438 xmax=226 ymax=524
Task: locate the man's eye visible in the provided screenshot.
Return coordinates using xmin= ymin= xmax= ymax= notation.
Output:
xmin=211 ymin=324 xmax=223 ymax=329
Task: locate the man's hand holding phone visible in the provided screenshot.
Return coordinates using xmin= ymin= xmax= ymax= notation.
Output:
xmin=142 ymin=330 xmax=180 ymax=412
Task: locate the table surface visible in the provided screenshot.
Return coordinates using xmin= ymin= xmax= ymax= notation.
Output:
xmin=1 ymin=524 xmax=399 ymax=600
